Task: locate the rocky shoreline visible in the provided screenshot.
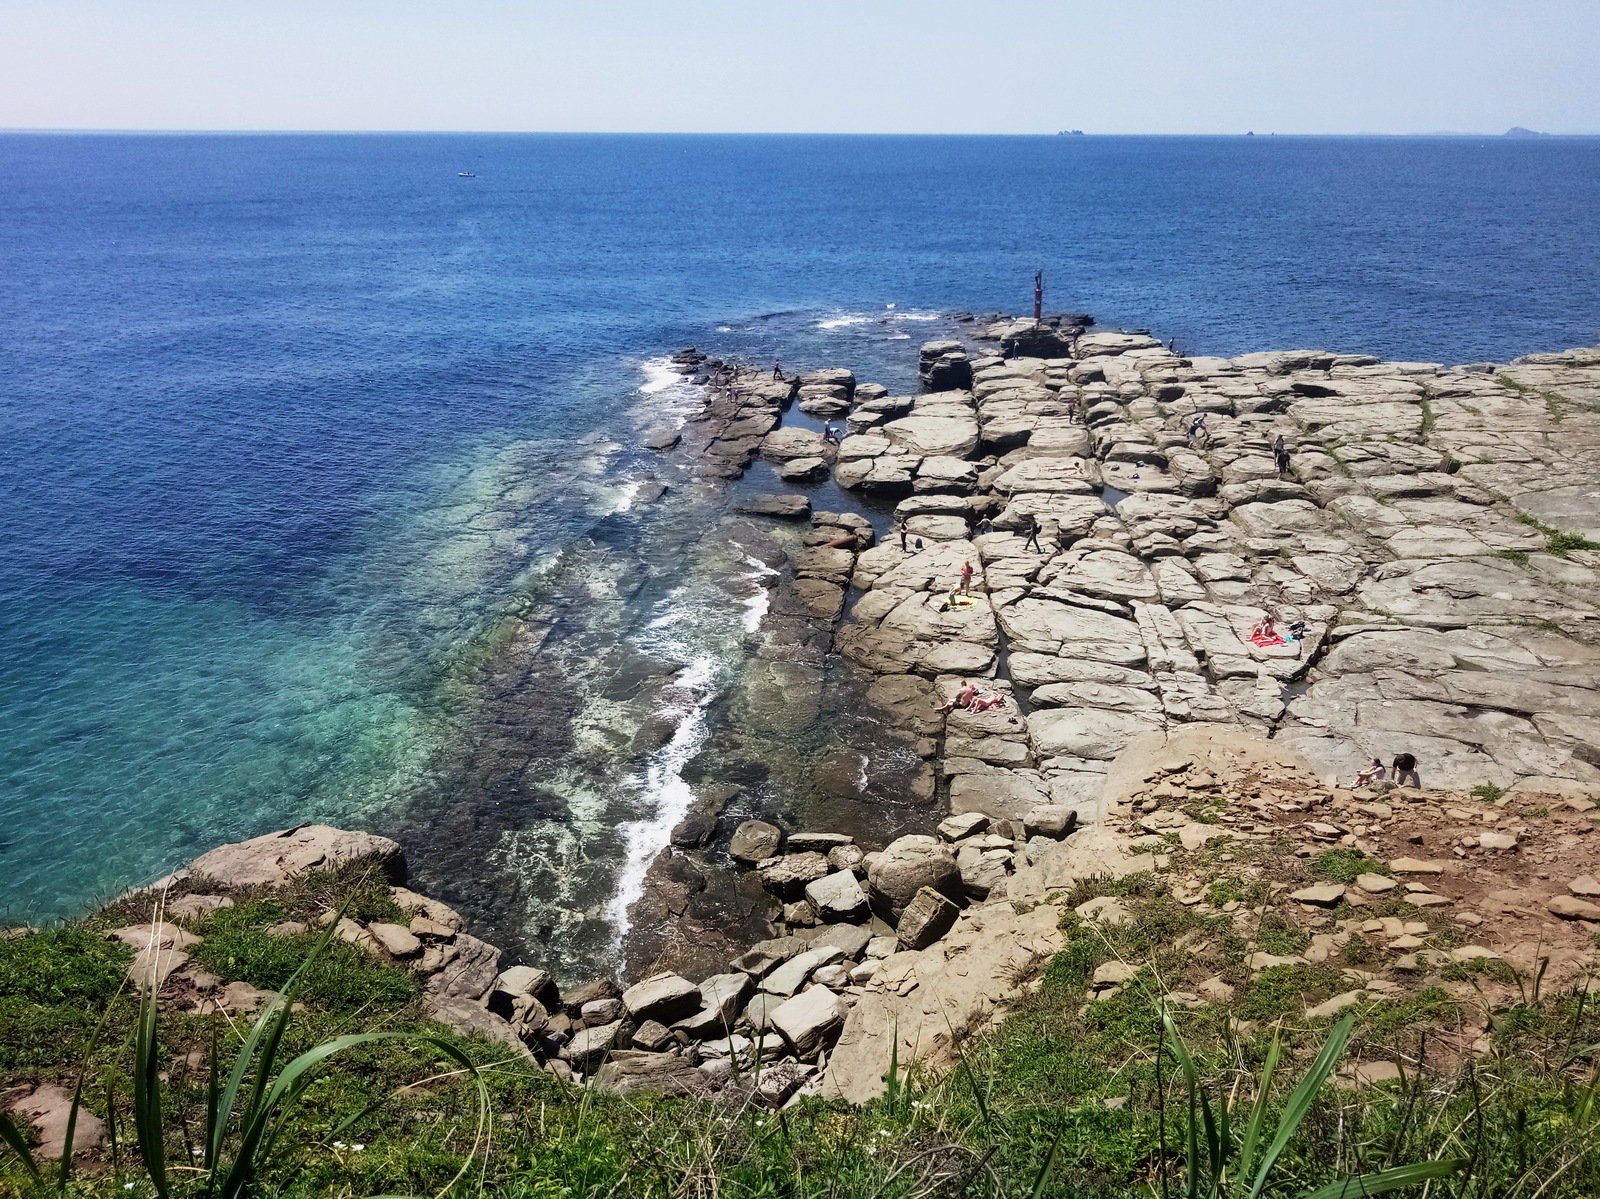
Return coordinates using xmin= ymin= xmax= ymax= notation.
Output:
xmin=62 ymin=316 xmax=1600 ymax=1111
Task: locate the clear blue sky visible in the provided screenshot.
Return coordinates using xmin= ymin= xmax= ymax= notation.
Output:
xmin=2 ymin=0 xmax=1596 ymax=134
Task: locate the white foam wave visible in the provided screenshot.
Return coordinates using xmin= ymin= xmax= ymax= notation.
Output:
xmin=738 ymin=553 xmax=779 ymax=633
xmin=816 ymin=308 xmax=944 ymax=331
xmin=638 ymin=357 xmax=688 ymax=394
xmin=610 ymin=479 xmax=643 ymax=513
xmin=606 ymin=651 xmax=718 ymax=938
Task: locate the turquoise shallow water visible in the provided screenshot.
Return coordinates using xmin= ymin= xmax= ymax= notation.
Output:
xmin=2 ymin=131 xmax=1598 ymax=929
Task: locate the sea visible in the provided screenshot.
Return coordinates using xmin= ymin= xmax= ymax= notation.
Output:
xmin=3 ymin=132 xmax=1598 ymax=974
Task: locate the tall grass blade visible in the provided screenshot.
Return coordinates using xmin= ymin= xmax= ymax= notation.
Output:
xmin=1237 ymin=1032 xmax=1282 ymax=1184
xmin=208 ymin=911 xmax=341 ymax=1179
xmin=219 ymin=1032 xmax=487 ymax=1199
xmin=54 ymin=1077 xmax=85 ymax=1193
xmin=1030 ymin=1127 xmax=1066 ymax=1199
xmin=0 ymin=1111 xmax=43 ymax=1185
xmin=1246 ymin=1015 xmax=1354 ymax=1199
xmin=1298 ymin=1158 xmax=1465 ymax=1199
xmin=1163 ymin=1012 xmax=1219 ymax=1199
xmin=132 ymin=980 xmax=170 ymax=1198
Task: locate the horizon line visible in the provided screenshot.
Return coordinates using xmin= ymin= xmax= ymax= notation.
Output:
xmin=3 ymin=127 xmax=1600 ymax=138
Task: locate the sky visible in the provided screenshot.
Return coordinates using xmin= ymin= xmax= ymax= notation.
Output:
xmin=1 ymin=0 xmax=1596 ymax=135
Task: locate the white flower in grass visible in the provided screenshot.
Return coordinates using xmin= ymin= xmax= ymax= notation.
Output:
xmin=332 ymin=1141 xmax=346 ymax=1149
xmin=351 ymin=1144 xmax=365 ymax=1151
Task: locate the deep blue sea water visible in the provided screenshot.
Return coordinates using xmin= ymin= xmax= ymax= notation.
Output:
xmin=3 ymin=132 xmax=1599 ymax=927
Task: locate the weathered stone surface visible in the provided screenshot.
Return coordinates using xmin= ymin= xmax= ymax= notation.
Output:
xmin=107 ymin=922 xmax=202 ymax=989
xmin=729 ymin=820 xmax=783 ymax=863
xmin=7 ymin=1086 xmax=107 ymax=1160
xmin=621 ymin=972 xmax=702 ymax=1024
xmin=735 ymin=493 xmax=812 ymax=519
xmin=948 ymin=770 xmax=1052 ymax=821
xmin=673 ymin=972 xmax=752 ymax=1038
xmin=821 ymin=900 xmax=1068 ymax=1103
xmin=177 ymin=825 xmax=406 ymax=891
xmin=1023 ymin=805 xmax=1077 ymax=839
xmin=760 ymin=852 xmax=833 ymax=899
xmin=1547 ymin=895 xmax=1600 ymax=921
xmin=867 ymin=836 xmax=963 ymax=921
xmin=762 ymin=946 xmax=847 ymax=997
xmin=562 ymin=1019 xmax=624 ymax=1069
xmin=426 ymin=934 xmax=502 ymax=1003
xmin=805 ymin=870 xmax=870 ymax=922
xmin=593 ymin=1052 xmax=715 ymax=1097
xmin=896 ymin=887 xmax=961 ymax=950
xmin=367 ymin=922 xmax=421 ymax=958
xmin=882 ymin=414 xmax=981 ymax=458
xmin=426 ymin=994 xmax=533 ymax=1058
xmin=770 ymin=986 xmax=847 ymax=1058
xmin=1028 ymin=708 xmax=1164 ymax=760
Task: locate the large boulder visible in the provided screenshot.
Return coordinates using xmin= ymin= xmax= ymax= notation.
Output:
xmin=673 ymin=972 xmax=753 ymax=1038
xmin=805 ymin=870 xmax=870 ymax=923
xmin=866 ymin=836 xmax=963 ymax=923
xmin=621 ymin=973 xmax=702 ymax=1024
xmin=896 ymin=887 xmax=961 ymax=950
xmin=770 ymin=987 xmax=846 ymax=1059
xmin=592 ymin=1052 xmax=716 ymax=1097
xmin=729 ymin=820 xmax=783 ymax=863
xmin=176 ymin=825 xmax=406 ymax=891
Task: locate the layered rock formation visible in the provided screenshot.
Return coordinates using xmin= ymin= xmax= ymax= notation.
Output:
xmin=824 ymin=332 xmax=1600 ymax=817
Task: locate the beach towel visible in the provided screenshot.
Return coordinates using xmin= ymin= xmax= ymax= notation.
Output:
xmin=1249 ymin=629 xmax=1287 ymax=647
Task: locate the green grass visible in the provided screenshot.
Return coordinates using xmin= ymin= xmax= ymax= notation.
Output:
xmin=1313 ymin=848 xmax=1390 ymax=886
xmin=1513 ymin=513 xmax=1600 ymax=558
xmin=5 ymin=869 xmax=1600 ymax=1198
xmin=0 ymin=928 xmax=131 ymax=1072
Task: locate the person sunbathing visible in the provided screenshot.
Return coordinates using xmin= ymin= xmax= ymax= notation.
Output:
xmin=1249 ymin=616 xmax=1287 ymax=647
xmin=967 ymin=688 xmax=1007 ymax=714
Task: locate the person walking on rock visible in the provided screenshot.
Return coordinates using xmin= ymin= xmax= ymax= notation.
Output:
xmin=772 ymin=360 xmax=783 ymax=381
xmin=1390 ymin=752 xmax=1420 ymax=788
xmin=1023 ymin=515 xmax=1042 ymax=553
xmin=1274 ymin=434 xmax=1291 ymax=474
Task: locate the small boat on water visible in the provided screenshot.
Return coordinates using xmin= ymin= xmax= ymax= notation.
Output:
xmin=458 ymin=171 xmax=476 ymax=178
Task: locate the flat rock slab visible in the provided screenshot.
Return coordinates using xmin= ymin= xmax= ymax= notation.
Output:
xmin=622 ymin=972 xmax=702 ymax=1023
xmin=178 ymin=824 xmax=406 ymax=891
xmin=735 ymin=494 xmax=812 ymax=519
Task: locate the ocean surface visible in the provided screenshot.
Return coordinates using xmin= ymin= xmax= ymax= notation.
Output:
xmin=3 ymin=132 xmax=1598 ymax=965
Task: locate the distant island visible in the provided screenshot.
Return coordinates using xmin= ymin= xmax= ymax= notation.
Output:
xmin=1505 ymin=126 xmax=1548 ymax=137
xmin=1055 ymin=129 xmax=1085 ymax=136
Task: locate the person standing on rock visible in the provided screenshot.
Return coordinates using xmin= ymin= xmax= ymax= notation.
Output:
xmin=959 ymin=561 xmax=975 ymax=593
xmin=1023 ymin=515 xmax=1042 ymax=553
xmin=973 ymin=515 xmax=994 ymax=537
xmin=772 ymin=360 xmax=783 ymax=380
xmin=1066 ymin=394 xmax=1080 ymax=423
xmin=1391 ymin=752 xmax=1420 ymax=788
xmin=1274 ymin=434 xmax=1291 ymax=474
xmin=1188 ymin=413 xmax=1208 ymax=447
xmin=897 ymin=519 xmax=909 ymax=552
